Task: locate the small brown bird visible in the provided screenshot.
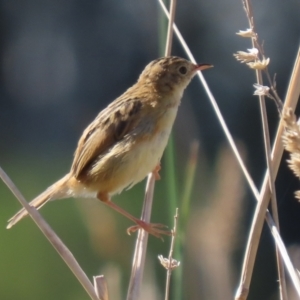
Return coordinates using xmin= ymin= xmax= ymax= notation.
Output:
xmin=7 ymin=56 xmax=212 ymax=237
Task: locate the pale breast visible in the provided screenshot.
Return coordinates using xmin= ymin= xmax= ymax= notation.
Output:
xmin=113 ymin=105 xmax=179 ymax=194
xmin=126 ymin=106 xmax=178 ymax=186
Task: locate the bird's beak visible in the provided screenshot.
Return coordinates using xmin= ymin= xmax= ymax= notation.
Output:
xmin=194 ymin=63 xmax=213 ymax=71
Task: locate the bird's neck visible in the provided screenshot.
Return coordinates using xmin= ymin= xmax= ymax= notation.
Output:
xmin=123 ymin=79 xmax=184 ymax=111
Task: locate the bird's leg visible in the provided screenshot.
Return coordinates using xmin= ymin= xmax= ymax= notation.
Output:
xmin=152 ymin=163 xmax=161 ymax=180
xmin=97 ymin=192 xmax=171 ymax=239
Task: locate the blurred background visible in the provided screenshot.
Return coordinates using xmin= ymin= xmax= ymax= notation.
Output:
xmin=0 ymin=0 xmax=299 ymax=299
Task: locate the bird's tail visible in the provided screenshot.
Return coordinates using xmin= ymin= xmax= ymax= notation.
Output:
xmin=7 ymin=174 xmax=71 ymax=229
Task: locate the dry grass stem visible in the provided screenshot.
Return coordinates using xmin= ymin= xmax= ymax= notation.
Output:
xmin=94 ymin=276 xmax=109 ymax=300
xmin=158 ymin=208 xmax=180 ymax=300
xmin=267 ymin=220 xmax=300 ymax=297
xmin=164 ymin=0 xmax=176 ymax=57
xmin=126 ymin=172 xmax=156 ymax=300
xmin=0 ymin=166 xmax=100 ymax=300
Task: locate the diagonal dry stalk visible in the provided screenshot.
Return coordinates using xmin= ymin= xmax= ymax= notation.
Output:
xmin=238 ymin=0 xmax=287 ymax=299
xmin=0 ymin=166 xmax=101 ymax=300
xmin=157 ymin=0 xmax=300 ymax=296
xmin=126 ymin=1 xmax=177 ymax=299
xmin=164 ymin=0 xmax=177 ymax=57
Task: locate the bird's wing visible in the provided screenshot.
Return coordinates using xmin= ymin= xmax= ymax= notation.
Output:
xmin=71 ymin=96 xmax=144 ymax=180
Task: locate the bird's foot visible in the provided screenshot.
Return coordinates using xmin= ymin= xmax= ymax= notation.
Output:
xmin=152 ymin=164 xmax=161 ymax=180
xmin=127 ymin=220 xmax=171 ymax=239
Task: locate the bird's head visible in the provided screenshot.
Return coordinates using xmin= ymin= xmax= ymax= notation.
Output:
xmin=139 ymin=56 xmax=212 ymax=95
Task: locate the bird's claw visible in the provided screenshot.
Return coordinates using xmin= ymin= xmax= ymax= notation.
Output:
xmin=127 ymin=220 xmax=171 ymax=239
xmin=152 ymin=164 xmax=161 ymax=180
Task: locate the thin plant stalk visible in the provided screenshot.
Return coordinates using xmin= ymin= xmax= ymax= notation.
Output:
xmin=156 ymin=0 xmax=300 ymax=294
xmin=164 ymin=0 xmax=176 ymax=56
xmin=0 ymin=167 xmax=100 ymax=300
xmin=126 ymin=173 xmax=156 ymax=300
xmin=158 ymin=210 xmax=180 ymax=300
xmin=258 ymin=80 xmax=287 ymax=300
xmin=165 ymin=209 xmax=179 ymax=300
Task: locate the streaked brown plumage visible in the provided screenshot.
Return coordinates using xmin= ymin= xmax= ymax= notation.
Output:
xmin=7 ymin=56 xmax=212 ymax=237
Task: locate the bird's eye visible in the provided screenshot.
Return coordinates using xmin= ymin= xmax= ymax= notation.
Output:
xmin=178 ymin=66 xmax=187 ymax=75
